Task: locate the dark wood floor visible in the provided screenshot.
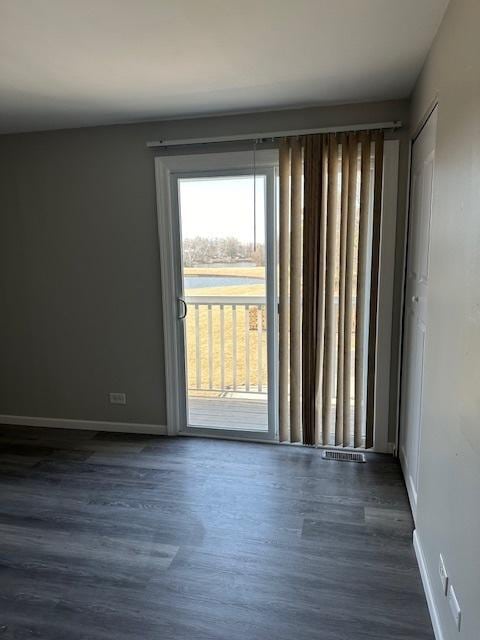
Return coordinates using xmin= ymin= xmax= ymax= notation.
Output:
xmin=0 ymin=425 xmax=433 ymax=640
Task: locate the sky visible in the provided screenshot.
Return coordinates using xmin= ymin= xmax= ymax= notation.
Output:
xmin=178 ymin=175 xmax=266 ymax=244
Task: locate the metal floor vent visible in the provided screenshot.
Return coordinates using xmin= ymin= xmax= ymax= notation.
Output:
xmin=322 ymin=450 xmax=366 ymax=463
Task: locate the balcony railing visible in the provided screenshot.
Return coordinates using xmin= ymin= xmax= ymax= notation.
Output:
xmin=185 ymin=296 xmax=267 ymax=395
xmin=185 ymin=295 xmax=358 ymax=401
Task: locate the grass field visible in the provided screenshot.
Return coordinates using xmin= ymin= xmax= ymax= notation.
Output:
xmin=184 ymin=280 xmax=267 ymax=393
xmin=184 ymin=266 xmax=264 ymax=279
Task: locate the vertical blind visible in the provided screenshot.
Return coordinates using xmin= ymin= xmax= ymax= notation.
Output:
xmin=279 ymin=130 xmax=384 ymax=447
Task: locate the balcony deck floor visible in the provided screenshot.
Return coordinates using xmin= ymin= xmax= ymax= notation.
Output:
xmin=188 ymin=394 xmax=362 ymax=445
xmin=188 ymin=395 xmax=268 ymax=432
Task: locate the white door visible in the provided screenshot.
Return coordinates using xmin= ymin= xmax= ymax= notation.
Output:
xmin=400 ymin=107 xmax=437 ymax=517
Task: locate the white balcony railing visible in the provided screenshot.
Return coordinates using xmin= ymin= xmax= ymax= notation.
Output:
xmin=185 ymin=296 xmax=267 ymax=395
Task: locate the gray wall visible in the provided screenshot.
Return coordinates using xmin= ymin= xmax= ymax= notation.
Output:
xmin=0 ymin=100 xmax=408 ymax=428
xmin=410 ymin=0 xmax=480 ymax=637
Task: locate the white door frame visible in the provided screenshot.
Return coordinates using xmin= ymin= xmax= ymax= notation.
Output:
xmin=397 ymin=105 xmax=438 ymax=516
xmin=395 ymin=100 xmax=439 ymax=457
xmin=154 ymin=149 xmax=278 ymax=440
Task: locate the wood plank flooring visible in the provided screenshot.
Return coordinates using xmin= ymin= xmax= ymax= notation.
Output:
xmin=0 ymin=425 xmax=433 ymax=639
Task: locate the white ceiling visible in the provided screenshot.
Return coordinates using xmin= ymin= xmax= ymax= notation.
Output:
xmin=0 ymin=0 xmax=449 ymax=134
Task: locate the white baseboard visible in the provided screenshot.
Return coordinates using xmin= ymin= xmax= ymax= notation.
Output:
xmin=0 ymin=414 xmax=167 ymax=435
xmin=413 ymin=530 xmax=445 ymax=640
xmin=399 ymin=444 xmax=418 ymax=521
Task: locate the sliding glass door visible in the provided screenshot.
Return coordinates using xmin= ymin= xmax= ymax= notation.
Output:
xmin=170 ymin=158 xmax=278 ymax=440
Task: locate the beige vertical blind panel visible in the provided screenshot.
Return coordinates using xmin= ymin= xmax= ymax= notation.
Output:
xmin=289 ymin=139 xmax=303 ymax=443
xmin=365 ymin=133 xmax=385 ymax=448
xmin=278 ymin=142 xmax=291 ymax=442
xmin=302 ymin=135 xmax=324 ymax=445
xmin=343 ymin=133 xmax=359 ymax=446
xmin=321 ymin=135 xmax=339 ymax=445
xmin=313 ymin=138 xmax=329 ymax=444
xmin=354 ymin=135 xmax=372 ymax=447
xmin=335 ymin=134 xmax=350 ymax=445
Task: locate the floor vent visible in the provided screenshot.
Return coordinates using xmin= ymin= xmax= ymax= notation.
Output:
xmin=322 ymin=450 xmax=366 ymax=463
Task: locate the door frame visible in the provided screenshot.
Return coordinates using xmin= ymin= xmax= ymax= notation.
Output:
xmin=154 ymin=149 xmax=279 ymax=441
xmin=395 ymin=99 xmax=439 ymax=457
xmin=397 ymin=103 xmax=438 ymax=515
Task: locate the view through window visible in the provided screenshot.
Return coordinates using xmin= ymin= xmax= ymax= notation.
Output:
xmin=178 ymin=175 xmax=269 ymax=432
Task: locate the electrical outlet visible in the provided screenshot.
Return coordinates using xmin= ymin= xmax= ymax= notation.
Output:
xmin=448 ymin=585 xmax=461 ymax=631
xmin=109 ymin=392 xmax=126 ymax=405
xmin=439 ymin=554 xmax=448 ymax=595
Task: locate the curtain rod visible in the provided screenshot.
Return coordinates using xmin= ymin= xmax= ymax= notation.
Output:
xmin=146 ymin=121 xmax=402 ymax=148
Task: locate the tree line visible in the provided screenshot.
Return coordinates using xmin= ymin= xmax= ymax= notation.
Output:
xmin=183 ymin=236 xmax=265 ymax=267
